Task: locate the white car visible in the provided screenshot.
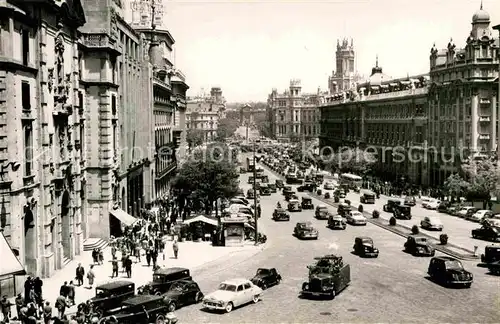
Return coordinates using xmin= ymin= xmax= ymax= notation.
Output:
xmin=420 ymin=197 xmax=434 ymax=208
xmin=420 ymin=216 xmax=443 ymax=231
xmin=470 ymin=210 xmax=492 ymax=222
xmin=202 ymin=279 xmax=262 ymax=313
xmin=346 ymin=211 xmax=367 ymax=225
xmin=457 ymin=206 xmax=477 ymax=218
xmin=426 ymin=200 xmax=440 ymax=210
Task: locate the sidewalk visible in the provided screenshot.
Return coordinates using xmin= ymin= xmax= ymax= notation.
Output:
xmin=7 ymin=240 xmax=261 ymax=319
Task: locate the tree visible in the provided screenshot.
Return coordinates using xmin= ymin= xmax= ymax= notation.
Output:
xmin=216 ymin=118 xmax=239 ymax=142
xmin=443 ymin=173 xmax=468 ymax=201
xmin=461 ymin=158 xmax=500 ymax=202
xmin=186 ymin=129 xmax=204 ymax=149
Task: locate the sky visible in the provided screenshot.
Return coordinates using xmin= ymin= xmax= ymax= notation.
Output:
xmin=125 ymin=0 xmax=500 ymax=102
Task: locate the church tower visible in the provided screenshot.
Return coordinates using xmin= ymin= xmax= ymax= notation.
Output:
xmin=328 ymin=38 xmax=360 ymax=94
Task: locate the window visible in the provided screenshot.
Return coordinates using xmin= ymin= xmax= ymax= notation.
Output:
xmin=80 ymin=120 xmax=85 ymax=160
xmin=243 ymin=283 xmax=251 ymax=289
xmin=237 ymin=285 xmax=243 ymax=292
xmin=22 ymin=82 xmax=30 ymax=110
xmin=22 ymin=29 xmax=29 ymax=65
xmin=112 ymin=95 xmax=117 ymax=115
xmin=23 ymin=123 xmax=33 ymax=176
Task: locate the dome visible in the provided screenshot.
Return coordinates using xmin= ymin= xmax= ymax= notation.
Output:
xmin=472 ymin=9 xmax=490 ymax=23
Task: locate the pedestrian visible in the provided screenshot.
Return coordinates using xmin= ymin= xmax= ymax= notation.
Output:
xmin=92 ymin=249 xmax=98 ymax=265
xmin=111 ymin=257 xmax=119 ymax=278
xmin=14 ymin=294 xmax=23 ymax=319
xmin=55 ymin=294 xmax=67 ymax=318
xmin=59 ymin=282 xmax=69 ymax=298
xmin=98 ymin=249 xmax=104 ymax=265
xmin=145 ymin=249 xmax=151 ymax=267
xmin=87 ymin=265 xmax=95 ymax=289
xmin=24 ymin=276 xmax=33 ymax=305
xmin=134 ymin=241 xmax=141 ymax=263
xmin=172 ymin=239 xmax=179 ymax=259
xmin=0 ymin=295 xmax=12 ymax=323
xmin=42 ymin=301 xmax=52 ymax=324
xmin=67 ymin=281 xmax=75 ymax=306
xmin=151 ymin=249 xmax=158 ymax=268
xmin=75 ymin=263 xmax=85 ymax=287
xmin=33 ymin=277 xmax=43 ymax=309
xmin=125 ymin=256 xmax=133 ymax=278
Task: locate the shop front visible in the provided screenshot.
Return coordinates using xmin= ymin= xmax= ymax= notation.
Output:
xmin=221 ymin=217 xmax=247 ymax=247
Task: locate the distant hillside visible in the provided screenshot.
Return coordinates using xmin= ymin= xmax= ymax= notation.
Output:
xmin=226 ymin=102 xmax=267 ymax=110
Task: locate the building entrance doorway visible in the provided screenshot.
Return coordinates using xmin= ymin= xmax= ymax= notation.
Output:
xmin=24 ymin=205 xmax=35 ymax=273
xmin=61 ymin=191 xmax=71 ymax=259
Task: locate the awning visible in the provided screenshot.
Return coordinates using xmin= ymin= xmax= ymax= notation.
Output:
xmin=183 ymin=215 xmax=218 ymax=226
xmin=109 ymin=208 xmax=138 ymax=226
xmin=0 ymin=232 xmax=26 ymax=277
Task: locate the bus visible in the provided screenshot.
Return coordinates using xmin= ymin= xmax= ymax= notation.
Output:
xmin=339 ymin=173 xmax=363 ymax=190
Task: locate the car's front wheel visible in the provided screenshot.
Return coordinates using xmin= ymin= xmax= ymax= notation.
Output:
xmin=155 ymin=315 xmax=166 ymax=324
xmin=225 ymin=302 xmax=234 ymax=313
xmin=195 ymin=292 xmax=203 ymax=303
xmin=252 ymin=294 xmax=260 ymax=303
xmin=261 ymin=283 xmax=268 ymax=290
xmin=168 ymin=302 xmax=176 ymax=312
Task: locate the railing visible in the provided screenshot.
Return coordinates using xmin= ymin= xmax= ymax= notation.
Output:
xmin=153 ymin=77 xmax=172 ymax=91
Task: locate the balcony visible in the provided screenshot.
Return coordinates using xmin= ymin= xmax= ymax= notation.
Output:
xmin=479 ymin=116 xmax=491 ymax=122
xmin=153 ymin=77 xmax=172 ymax=91
xmin=479 ymin=134 xmax=490 ymax=140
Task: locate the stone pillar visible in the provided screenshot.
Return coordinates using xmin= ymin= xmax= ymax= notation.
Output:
xmin=471 ymin=94 xmax=479 ymax=153
xmin=492 ymin=95 xmax=497 ymax=153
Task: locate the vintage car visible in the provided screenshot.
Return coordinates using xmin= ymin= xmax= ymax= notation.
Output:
xmin=323 ymin=181 xmax=335 ymax=190
xmin=337 ymin=203 xmax=353 ymax=217
xmin=138 ymin=267 xmax=192 ymax=295
xmin=315 ymin=205 xmax=329 ymax=220
xmin=89 ymin=281 xmax=135 ymax=317
xmin=471 ymin=222 xmax=500 ymax=242
xmin=301 ymin=255 xmax=350 ymax=299
xmin=437 ymin=201 xmax=451 ymax=213
xmin=285 ymin=193 xmax=298 ymax=202
xmin=246 ymin=189 xmax=256 ymax=199
xmin=404 ymin=196 xmax=416 ymax=206
xmin=288 ymin=199 xmax=302 ymax=212
xmin=294 ymin=221 xmax=319 ymax=240
xmin=353 ymin=236 xmax=379 ymax=257
xmin=359 ymin=190 xmax=376 ymax=204
xmin=327 ymin=214 xmax=346 ymax=230
xmin=404 ymin=235 xmax=435 ymax=256
xmin=383 ymin=199 xmax=402 ymax=213
xmin=427 ymin=256 xmax=473 ymax=288
xmin=301 ymin=197 xmax=314 ymax=210
xmin=392 ymin=204 xmax=412 ymax=220
xmin=230 ymin=197 xmax=250 ymax=206
xmin=161 ymin=279 xmax=204 ymax=312
xmin=282 ymin=186 xmax=294 ymax=196
xmin=346 ymin=211 xmax=367 ymax=226
xmin=297 ymin=182 xmax=315 ymax=192
xmin=469 ymin=210 xmax=493 ymax=222
xmin=250 ymin=268 xmax=282 ymax=289
xmin=334 ymin=189 xmax=346 ymax=199
xmin=420 ymin=216 xmax=444 ymax=231
xmin=486 ymin=261 xmax=500 ymax=275
xmin=286 ymin=174 xmax=301 ymax=185
xmin=202 ymin=279 xmax=262 ymax=313
xmin=268 ymin=183 xmax=277 ymax=193
xmin=272 ymin=208 xmax=290 ymax=221
xmin=259 ymin=184 xmax=271 ymax=196
xmin=458 ymin=206 xmax=479 ymax=218
xmin=481 ymin=244 xmax=500 ymax=264
xmin=100 ymin=295 xmax=170 ymax=324
xmin=260 ymin=175 xmax=269 ymax=183
xmin=247 ymin=176 xmax=255 ymax=184
xmin=275 ymin=179 xmax=284 ymax=189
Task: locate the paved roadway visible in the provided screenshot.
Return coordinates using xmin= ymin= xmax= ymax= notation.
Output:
xmin=175 ymin=168 xmax=500 ymax=323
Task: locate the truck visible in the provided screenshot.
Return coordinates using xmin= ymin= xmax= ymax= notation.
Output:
xmin=246 ymin=157 xmax=255 ymax=172
xmin=301 ymin=254 xmax=350 ymax=299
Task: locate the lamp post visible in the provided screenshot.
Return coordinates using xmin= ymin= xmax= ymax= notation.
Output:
xmin=253 ymin=139 xmax=258 ymax=245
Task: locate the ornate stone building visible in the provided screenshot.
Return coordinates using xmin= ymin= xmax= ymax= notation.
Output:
xmin=0 ymin=0 xmax=86 ymax=290
xmin=186 ymin=87 xmax=226 ymax=142
xmin=428 ymin=5 xmax=499 ymax=186
xmin=268 ymin=80 xmax=324 ymax=142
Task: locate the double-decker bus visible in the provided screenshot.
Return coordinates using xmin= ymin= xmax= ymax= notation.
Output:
xmin=339 ymin=173 xmax=362 ymax=189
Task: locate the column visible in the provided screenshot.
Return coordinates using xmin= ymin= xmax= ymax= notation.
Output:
xmin=491 ymin=95 xmax=497 ymax=152
xmin=471 ymin=94 xmax=478 ymax=153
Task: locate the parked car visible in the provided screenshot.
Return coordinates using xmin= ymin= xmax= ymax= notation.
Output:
xmin=89 ymin=281 xmax=135 ymax=317
xmin=420 ymin=197 xmax=435 ymax=209
xmin=404 ymin=196 xmax=416 ymax=206
xmin=420 ymin=216 xmax=444 ymax=231
xmin=404 ymin=235 xmax=435 ymax=256
xmin=138 ymin=267 xmax=192 ymax=296
xmin=161 ymin=279 xmax=204 ymax=312
xmin=250 ymin=268 xmax=282 ymax=289
xmin=352 ymin=236 xmax=379 ymax=257
xmin=301 ymin=197 xmax=314 ymax=210
xmin=481 ymin=244 xmax=500 ymax=264
xmin=100 ymin=295 xmax=170 ymax=324
xmin=327 ymin=214 xmax=346 ymax=230
xmin=294 ymin=221 xmax=319 ymax=240
xmin=383 ymin=199 xmax=401 ymax=213
xmin=315 ymin=205 xmax=329 ymax=220
xmin=446 ymin=206 xmax=460 ymax=216
xmin=458 ymin=206 xmax=479 ymax=218
xmin=469 ymin=210 xmax=493 ymax=222
xmin=471 ymin=222 xmax=500 ymax=242
xmin=346 ymin=211 xmax=367 ymax=226
xmin=288 ymin=199 xmax=302 ymax=212
xmin=202 ymin=279 xmax=262 ymax=313
xmin=427 ymin=256 xmax=473 ymax=288
xmin=393 ymin=204 xmax=412 ymax=220
xmin=437 ymin=201 xmax=451 ymax=213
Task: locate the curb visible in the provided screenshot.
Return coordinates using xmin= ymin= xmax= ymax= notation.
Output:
xmin=260 ymin=163 xmax=478 ymax=261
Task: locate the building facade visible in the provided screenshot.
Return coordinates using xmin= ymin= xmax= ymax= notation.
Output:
xmin=268 ymin=80 xmax=323 ymax=142
xmin=327 ymin=38 xmax=363 ymax=94
xmin=186 ymin=87 xmax=226 ymax=142
xmin=0 ymin=0 xmax=87 ymax=288
xmin=320 ymin=61 xmax=430 ymax=185
xmin=428 ymin=6 xmax=499 ymax=186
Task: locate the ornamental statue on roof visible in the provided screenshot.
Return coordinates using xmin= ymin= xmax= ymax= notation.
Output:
xmin=447 ymin=38 xmax=456 ymax=52
xmin=430 ymin=43 xmax=438 ymax=57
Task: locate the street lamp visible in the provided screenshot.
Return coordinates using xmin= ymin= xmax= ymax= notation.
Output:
xmin=253 ymin=139 xmax=259 ymax=245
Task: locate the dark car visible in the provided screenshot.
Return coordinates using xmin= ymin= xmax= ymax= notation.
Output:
xmin=427 ymin=256 xmax=473 ymax=288
xmin=486 ymin=261 xmax=500 ymax=275
xmin=101 ymin=295 xmax=169 ymax=324
xmin=89 ymin=281 xmax=135 ymax=317
xmin=437 ymin=201 xmax=451 ymax=213
xmin=272 ymin=208 xmax=290 ymax=221
xmin=247 ymin=189 xmax=255 ymax=199
xmin=353 ymin=237 xmax=379 ymax=258
xmin=250 ymin=268 xmax=282 ymax=289
xmin=259 ymin=184 xmax=271 ymax=196
xmin=404 ymin=235 xmax=435 ymax=256
xmin=471 ymin=224 xmax=500 ymax=242
xmin=315 ymin=205 xmax=329 ymax=220
xmin=393 ymin=204 xmax=412 ymax=220
xmin=282 ymin=186 xmax=293 ymax=195
xmin=327 ymin=214 xmax=346 ymax=230
xmin=297 ymin=182 xmax=315 ymax=192
xmin=359 ymin=191 xmax=376 ymax=204
xmin=268 ymin=183 xmax=277 ymax=193
xmin=301 ymin=255 xmax=350 ymax=299
xmin=294 ymin=221 xmax=319 ymax=240
xmin=275 ymin=179 xmax=284 ymax=189
xmin=138 ymin=267 xmax=192 ymax=295
xmin=481 ymin=245 xmax=500 ymax=264
xmin=383 ymin=199 xmax=401 ymax=213
xmin=301 ymin=197 xmax=314 ymax=210
xmin=337 ymin=203 xmax=353 ymax=217
xmin=161 ymin=279 xmax=204 ymax=312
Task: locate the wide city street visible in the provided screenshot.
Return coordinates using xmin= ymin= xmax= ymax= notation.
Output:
xmin=175 ymin=167 xmax=500 ymax=323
